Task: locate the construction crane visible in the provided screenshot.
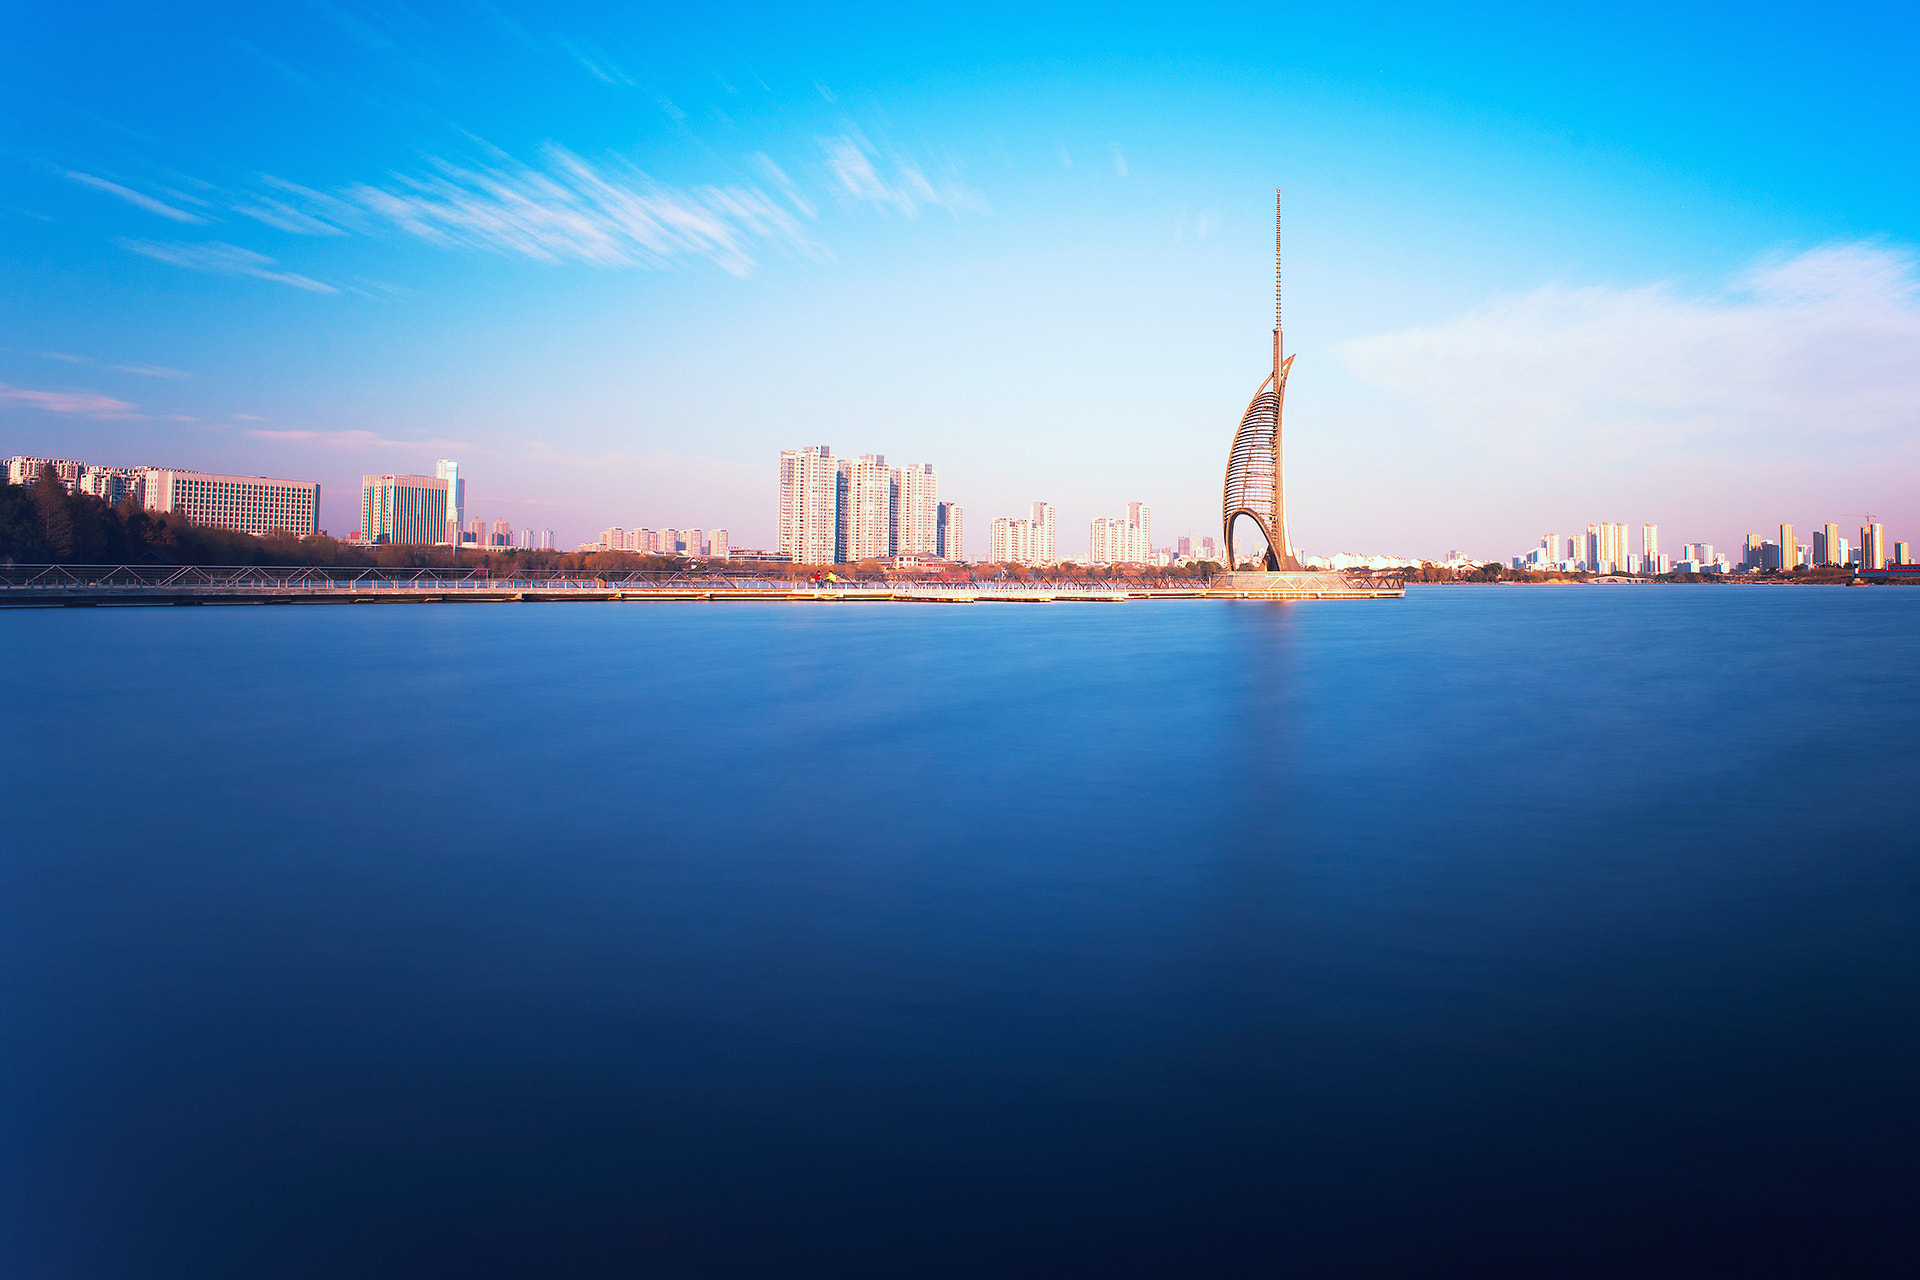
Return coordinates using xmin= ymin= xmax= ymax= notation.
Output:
xmin=1843 ymin=514 xmax=1882 ymax=570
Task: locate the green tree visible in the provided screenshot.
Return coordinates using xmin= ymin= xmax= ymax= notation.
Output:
xmin=31 ymin=465 xmax=74 ymax=560
xmin=0 ymin=480 xmax=48 ymax=562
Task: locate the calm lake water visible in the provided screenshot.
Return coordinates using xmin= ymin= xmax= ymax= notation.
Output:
xmin=3 ymin=588 xmax=1917 ymax=1276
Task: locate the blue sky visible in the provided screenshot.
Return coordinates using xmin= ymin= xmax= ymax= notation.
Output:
xmin=4 ymin=0 xmax=1916 ymax=557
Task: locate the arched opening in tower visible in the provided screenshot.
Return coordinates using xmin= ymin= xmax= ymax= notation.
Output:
xmin=1227 ymin=512 xmax=1280 ymax=571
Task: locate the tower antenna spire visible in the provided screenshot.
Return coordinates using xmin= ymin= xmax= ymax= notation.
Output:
xmin=1274 ymin=189 xmax=1283 ymax=370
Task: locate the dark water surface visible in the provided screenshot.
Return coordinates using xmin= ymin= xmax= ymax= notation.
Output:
xmin=3 ymin=588 xmax=1917 ymax=1276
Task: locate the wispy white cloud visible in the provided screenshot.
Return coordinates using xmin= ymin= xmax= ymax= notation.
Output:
xmin=65 ymin=171 xmax=207 ymax=223
xmin=749 ymin=153 xmax=816 ymax=218
xmin=25 ymin=351 xmax=186 ymax=378
xmin=338 ymin=143 xmax=820 ymax=277
xmin=556 ymin=36 xmax=636 ymax=86
xmin=1111 ymin=144 xmax=1128 ymax=177
xmin=230 ymin=194 xmax=347 ymax=236
xmin=230 ymin=413 xmax=268 ymax=421
xmin=97 ymin=126 xmax=984 ymax=288
xmin=115 ymin=239 xmax=337 ymax=292
xmin=246 ymin=426 xmax=464 ymax=449
xmin=819 ymin=135 xmax=988 ymax=218
xmin=1340 ymin=243 xmax=1920 ymax=457
xmin=230 ymin=38 xmax=323 ymax=93
xmin=0 ymin=382 xmax=140 ymax=417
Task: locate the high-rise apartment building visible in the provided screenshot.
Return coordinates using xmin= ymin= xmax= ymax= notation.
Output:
xmin=1780 ymin=523 xmax=1798 ymax=571
xmin=839 ymin=455 xmax=897 ymax=561
xmin=1642 ymin=524 xmax=1659 ymax=569
xmin=1585 ymin=522 xmax=1627 ymax=573
xmin=1860 ymin=523 xmax=1886 ymax=571
xmin=708 ymin=529 xmax=729 ymax=561
xmin=685 ymin=528 xmax=705 ymax=558
xmin=936 ymin=502 xmax=964 ymax=562
xmin=1812 ymin=522 xmax=1842 ymax=567
xmin=1030 ymin=502 xmax=1057 ymax=565
xmin=990 ymin=517 xmax=1034 ymax=564
xmin=5 ymin=457 xmax=85 ymax=489
xmin=1895 ymin=542 xmax=1912 ymax=566
xmin=435 ymin=460 xmax=464 ymax=547
xmin=897 ymin=464 xmax=939 ymax=555
xmin=1128 ymin=503 xmax=1152 ymax=557
xmin=77 ymin=465 xmax=145 ymax=507
xmin=780 ymin=444 xmax=958 ymax=564
xmin=1090 ymin=503 xmax=1153 ymax=565
xmin=362 ymin=474 xmax=448 ymax=545
xmin=778 ymin=445 xmax=839 ymax=565
xmin=141 ymin=469 xmax=321 ymax=537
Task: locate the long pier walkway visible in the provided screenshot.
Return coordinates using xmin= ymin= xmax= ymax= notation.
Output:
xmin=0 ymin=565 xmax=1404 ymax=606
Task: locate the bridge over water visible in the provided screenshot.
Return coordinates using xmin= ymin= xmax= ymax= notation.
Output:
xmin=0 ymin=565 xmax=1403 ymax=606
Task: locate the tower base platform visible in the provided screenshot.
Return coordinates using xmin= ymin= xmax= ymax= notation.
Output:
xmin=1207 ymin=571 xmax=1403 ymax=599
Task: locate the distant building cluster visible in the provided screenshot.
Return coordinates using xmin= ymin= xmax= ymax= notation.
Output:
xmin=1088 ymin=503 xmax=1153 ymax=565
xmin=1175 ymin=533 xmax=1223 ymax=563
xmin=986 ymin=502 xmax=1167 ymax=567
xmin=777 ymin=445 xmax=963 ymax=565
xmin=1512 ymin=520 xmax=1911 ymax=574
xmin=990 ymin=503 xmax=1056 ymax=565
xmin=6 ymin=454 xmax=320 ymax=537
xmin=587 ymin=526 xmax=729 ymax=560
xmin=351 ymin=461 xmax=553 ymax=549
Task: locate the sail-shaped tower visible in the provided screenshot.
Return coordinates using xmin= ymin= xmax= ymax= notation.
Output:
xmin=1222 ymin=191 xmax=1302 ymax=571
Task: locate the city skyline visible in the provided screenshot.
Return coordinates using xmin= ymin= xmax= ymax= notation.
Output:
xmin=6 ymin=445 xmax=1908 ymax=572
xmin=4 ymin=2 xmax=1915 ymax=559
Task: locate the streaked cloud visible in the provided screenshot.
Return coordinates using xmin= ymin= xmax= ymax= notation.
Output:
xmin=337 ymin=143 xmax=820 ymax=277
xmin=1111 ymin=145 xmax=1128 ymax=177
xmin=65 ymin=172 xmax=207 ymax=223
xmin=27 ymin=351 xmax=187 ymax=378
xmin=556 ymin=37 xmax=636 ymax=86
xmin=230 ymin=194 xmax=347 ymax=236
xmin=0 ymin=383 xmax=140 ymax=417
xmin=820 ymin=135 xmax=988 ymax=218
xmin=81 ymin=129 xmax=982 ymax=291
xmin=115 ymin=239 xmax=337 ymax=292
xmin=748 ymin=153 xmax=816 ymax=218
xmin=230 ymin=38 xmax=323 ymax=93
xmin=246 ymin=426 xmax=464 ymax=449
xmin=1340 ymin=243 xmax=1920 ymax=456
